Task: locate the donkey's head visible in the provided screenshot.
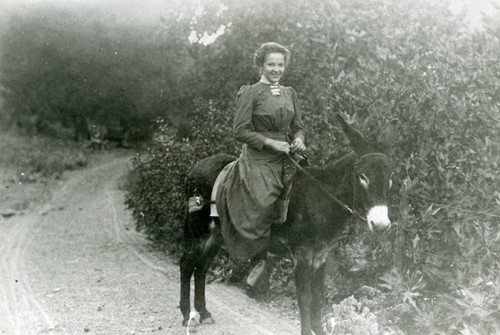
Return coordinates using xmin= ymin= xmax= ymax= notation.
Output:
xmin=335 ymin=114 xmax=396 ymax=233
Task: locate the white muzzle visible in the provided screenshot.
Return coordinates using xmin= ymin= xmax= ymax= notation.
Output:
xmin=366 ymin=205 xmax=391 ymax=233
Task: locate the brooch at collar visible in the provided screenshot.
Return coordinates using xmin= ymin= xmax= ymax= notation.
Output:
xmin=270 ymin=84 xmax=281 ymax=96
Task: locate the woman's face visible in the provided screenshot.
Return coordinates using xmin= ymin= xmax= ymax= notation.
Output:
xmin=261 ymin=52 xmax=285 ymax=84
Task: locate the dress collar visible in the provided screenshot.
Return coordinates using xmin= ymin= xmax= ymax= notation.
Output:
xmin=259 ymin=76 xmax=279 ymax=86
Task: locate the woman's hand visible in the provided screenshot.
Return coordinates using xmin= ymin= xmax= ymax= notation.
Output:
xmin=290 ymin=138 xmax=306 ymax=153
xmin=264 ymin=138 xmax=290 ymax=154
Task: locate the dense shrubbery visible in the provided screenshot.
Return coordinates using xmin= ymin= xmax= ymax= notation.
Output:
xmin=125 ymin=99 xmax=237 ymax=250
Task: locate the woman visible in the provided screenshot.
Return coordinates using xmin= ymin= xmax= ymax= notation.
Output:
xmin=217 ymin=42 xmax=306 ymax=289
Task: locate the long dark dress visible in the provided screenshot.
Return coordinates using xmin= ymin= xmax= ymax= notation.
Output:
xmin=217 ymin=82 xmax=305 ymax=260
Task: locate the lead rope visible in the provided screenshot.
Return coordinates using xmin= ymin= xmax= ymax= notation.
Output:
xmin=286 ymin=154 xmax=366 ymax=221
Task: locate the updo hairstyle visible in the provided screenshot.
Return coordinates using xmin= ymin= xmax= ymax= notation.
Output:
xmin=253 ymin=42 xmax=290 ymax=68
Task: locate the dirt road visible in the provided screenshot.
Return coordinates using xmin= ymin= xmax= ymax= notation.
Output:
xmin=0 ymin=156 xmax=300 ymax=335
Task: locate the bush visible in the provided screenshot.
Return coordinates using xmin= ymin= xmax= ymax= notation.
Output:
xmin=125 ymin=100 xmax=237 ymax=250
xmin=324 ymin=296 xmax=380 ymax=335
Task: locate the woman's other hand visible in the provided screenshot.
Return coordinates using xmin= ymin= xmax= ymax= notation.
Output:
xmin=290 ymin=138 xmax=306 ymax=153
xmin=264 ymin=138 xmax=291 ymax=154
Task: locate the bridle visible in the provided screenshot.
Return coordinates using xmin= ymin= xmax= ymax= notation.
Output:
xmin=286 ymin=154 xmax=367 ymax=221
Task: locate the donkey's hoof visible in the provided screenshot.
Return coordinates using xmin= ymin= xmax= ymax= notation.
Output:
xmin=200 ymin=315 xmax=215 ymax=324
xmin=185 ymin=318 xmax=200 ymax=333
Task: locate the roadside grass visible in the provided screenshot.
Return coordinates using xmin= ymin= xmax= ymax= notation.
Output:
xmin=0 ymin=131 xmax=92 ymax=216
xmin=0 ymin=131 xmax=89 ymax=180
xmin=0 ymin=130 xmax=134 ymax=218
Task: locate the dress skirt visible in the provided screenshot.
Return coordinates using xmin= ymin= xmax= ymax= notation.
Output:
xmin=217 ymin=133 xmax=288 ymax=260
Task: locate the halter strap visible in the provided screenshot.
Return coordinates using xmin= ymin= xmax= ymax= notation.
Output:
xmin=286 ymin=154 xmax=366 ymax=221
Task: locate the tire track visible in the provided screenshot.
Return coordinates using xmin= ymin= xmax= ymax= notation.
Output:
xmin=107 ymin=186 xmax=172 ymax=277
xmin=0 ymin=158 xmax=127 ymax=335
xmin=0 ymin=206 xmax=57 ymax=334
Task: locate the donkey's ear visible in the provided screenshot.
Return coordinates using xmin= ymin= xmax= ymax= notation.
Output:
xmin=334 ymin=113 xmax=371 ymax=155
xmin=378 ymin=118 xmax=399 ymax=152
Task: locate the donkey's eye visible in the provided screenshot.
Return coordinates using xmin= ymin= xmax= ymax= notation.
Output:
xmin=359 ymin=174 xmax=369 ymax=189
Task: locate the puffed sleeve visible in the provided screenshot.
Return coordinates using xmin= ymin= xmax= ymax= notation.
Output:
xmin=290 ymin=88 xmax=305 ymax=142
xmin=233 ymin=85 xmax=267 ymax=150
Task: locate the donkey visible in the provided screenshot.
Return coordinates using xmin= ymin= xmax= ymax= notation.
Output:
xmin=179 ymin=114 xmax=394 ymax=335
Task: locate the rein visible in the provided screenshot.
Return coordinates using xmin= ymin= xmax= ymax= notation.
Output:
xmin=286 ymin=154 xmax=366 ymax=221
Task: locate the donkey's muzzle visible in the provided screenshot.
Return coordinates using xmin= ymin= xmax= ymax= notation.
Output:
xmin=366 ymin=205 xmax=391 ymax=233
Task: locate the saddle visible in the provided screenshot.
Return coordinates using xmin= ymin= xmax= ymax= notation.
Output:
xmin=210 ymin=161 xmax=235 ymax=217
xmin=187 ymin=161 xmax=235 ymax=215
xmin=187 ymin=154 xmax=308 ymax=216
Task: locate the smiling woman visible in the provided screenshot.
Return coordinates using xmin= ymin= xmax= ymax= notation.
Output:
xmin=215 ymin=42 xmax=306 ymax=290
xmin=259 ymin=52 xmax=285 ymax=84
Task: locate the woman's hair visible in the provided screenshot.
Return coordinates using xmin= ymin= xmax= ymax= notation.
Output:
xmin=253 ymin=42 xmax=290 ymax=68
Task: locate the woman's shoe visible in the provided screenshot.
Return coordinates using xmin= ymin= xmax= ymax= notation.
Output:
xmin=246 ymin=259 xmax=270 ymax=295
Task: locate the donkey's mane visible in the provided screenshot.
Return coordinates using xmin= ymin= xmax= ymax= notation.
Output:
xmin=302 ymin=151 xmax=357 ymax=186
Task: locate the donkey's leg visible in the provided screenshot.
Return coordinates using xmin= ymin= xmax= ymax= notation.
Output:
xmin=194 ymin=224 xmax=223 ymax=323
xmin=311 ymin=263 xmax=326 ymax=335
xmin=294 ymin=247 xmax=314 ymax=335
xmin=193 ymin=255 xmax=218 ymax=323
xmin=180 ymin=251 xmax=196 ymax=326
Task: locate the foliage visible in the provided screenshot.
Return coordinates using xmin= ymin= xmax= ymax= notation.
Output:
xmin=125 ymin=100 xmax=237 ymax=249
xmin=324 ymin=295 xmax=380 ymax=335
